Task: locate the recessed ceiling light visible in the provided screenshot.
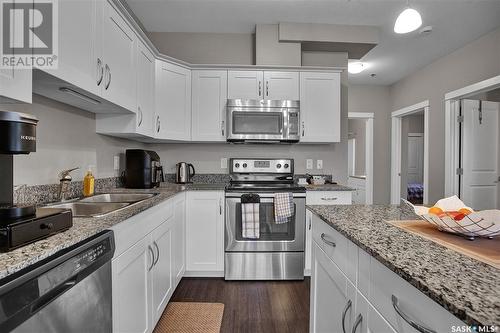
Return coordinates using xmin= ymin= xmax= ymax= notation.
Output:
xmin=348 ymin=62 xmax=365 ymax=74
xmin=394 ymin=4 xmax=422 ymax=34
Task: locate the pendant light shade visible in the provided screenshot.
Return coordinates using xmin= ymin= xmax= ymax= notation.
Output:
xmin=394 ymin=7 xmax=422 ymax=34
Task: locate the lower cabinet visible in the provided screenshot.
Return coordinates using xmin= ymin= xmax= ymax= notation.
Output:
xmin=185 ymin=191 xmax=225 ymax=276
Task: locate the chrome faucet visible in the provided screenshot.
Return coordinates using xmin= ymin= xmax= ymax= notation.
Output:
xmin=58 ymin=167 xmax=79 ymax=201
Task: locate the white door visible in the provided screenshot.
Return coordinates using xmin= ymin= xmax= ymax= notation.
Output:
xmin=304 ymin=210 xmax=313 ymax=275
xmin=136 ymin=41 xmax=155 ymax=136
xmin=227 ymin=71 xmax=264 ymax=100
xmin=263 ymin=71 xmax=299 ymax=100
xmin=354 ymin=291 xmax=397 ymax=333
xmin=112 ymin=237 xmax=152 ymax=333
xmin=300 ymin=72 xmax=341 ymax=143
xmin=150 ymin=220 xmax=173 ymax=325
xmin=407 ymin=134 xmax=424 ymax=184
xmin=310 ymin=242 xmax=353 ymax=333
xmin=44 ymin=0 xmax=100 ymax=96
xmin=172 ymin=193 xmax=186 ymax=286
xmin=101 ymin=1 xmax=136 ymax=111
xmin=461 ymin=99 xmax=499 ymax=210
xmin=348 ymin=138 xmax=356 ymax=176
xmin=186 ymin=191 xmax=224 ymax=273
xmin=191 ymin=70 xmax=227 ymax=141
xmin=155 ymin=61 xmax=191 ymax=140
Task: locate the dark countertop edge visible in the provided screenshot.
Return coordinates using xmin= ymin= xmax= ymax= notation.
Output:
xmin=306 ymin=206 xmax=487 ymax=327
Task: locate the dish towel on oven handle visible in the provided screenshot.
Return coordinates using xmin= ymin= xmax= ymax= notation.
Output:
xmin=274 ymin=192 xmax=293 ymax=224
xmin=241 ymin=193 xmax=260 ymax=239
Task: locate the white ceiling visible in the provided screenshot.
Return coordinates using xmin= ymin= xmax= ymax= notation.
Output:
xmin=126 ymin=0 xmax=500 ymax=85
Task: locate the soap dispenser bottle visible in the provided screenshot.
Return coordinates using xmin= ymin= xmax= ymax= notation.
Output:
xmin=83 ymin=166 xmax=95 ymax=197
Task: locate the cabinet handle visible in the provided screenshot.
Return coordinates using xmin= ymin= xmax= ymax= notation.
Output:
xmin=258 ymin=81 xmax=262 ymax=97
xmin=105 ymin=64 xmax=111 ymax=90
xmin=321 ymin=197 xmax=338 ymax=201
xmin=392 ymin=295 xmax=436 ymax=333
xmin=221 ymin=120 xmax=225 ymax=136
xmin=266 ymin=80 xmax=269 ymax=97
xmin=341 ymin=300 xmax=352 ymax=333
xmin=137 ymin=107 xmax=143 ymax=127
xmin=320 ymin=233 xmax=336 ymax=247
xmin=308 ymin=215 xmax=312 ymax=230
xmin=156 ymin=116 xmax=161 ymax=133
xmin=302 ymin=121 xmax=305 ymax=137
xmin=147 ymin=245 xmax=155 ymax=271
xmin=153 ymin=241 xmax=160 ymax=266
xmin=219 ymin=199 xmax=222 ymax=215
xmin=96 ymin=58 xmax=104 ymax=86
xmin=351 ymin=314 xmax=362 ymax=333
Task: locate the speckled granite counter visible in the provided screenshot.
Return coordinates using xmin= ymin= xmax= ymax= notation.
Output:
xmin=304 ymin=183 xmax=354 ymax=191
xmin=0 ymin=183 xmax=228 ymax=281
xmin=307 ymin=204 xmax=500 ymax=326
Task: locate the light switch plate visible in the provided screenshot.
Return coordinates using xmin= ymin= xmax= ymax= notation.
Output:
xmin=317 ymin=160 xmax=323 ymax=170
xmin=221 ymin=158 xmax=228 ymax=169
xmin=306 ymin=159 xmax=313 ymax=170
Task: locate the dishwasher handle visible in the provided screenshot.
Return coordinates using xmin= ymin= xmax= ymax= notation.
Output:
xmin=31 ymin=277 xmax=78 ymax=313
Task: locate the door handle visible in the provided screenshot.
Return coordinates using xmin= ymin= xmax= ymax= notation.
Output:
xmin=156 ymin=116 xmax=161 ymax=133
xmin=320 ymin=233 xmax=336 ymax=247
xmin=221 ymin=120 xmax=225 ymax=136
xmin=137 ymin=106 xmax=143 ymax=127
xmin=104 ymin=64 xmax=111 ymax=90
xmin=392 ymin=295 xmax=436 ymax=333
xmin=96 ymin=58 xmax=104 ymax=86
xmin=302 ymin=121 xmax=305 ymax=137
xmin=153 ymin=241 xmax=160 ymax=266
xmin=308 ymin=215 xmax=312 ymax=230
xmin=148 ymin=245 xmax=155 ymax=271
xmin=351 ymin=314 xmax=362 ymax=333
xmin=321 ymin=197 xmax=338 ymax=201
xmin=341 ymin=299 xmax=352 ymax=333
xmin=266 ymin=81 xmax=269 ymax=97
xmin=258 ymin=81 xmax=262 ymax=97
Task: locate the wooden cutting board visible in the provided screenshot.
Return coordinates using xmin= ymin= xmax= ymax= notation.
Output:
xmin=388 ymin=220 xmax=500 ymax=269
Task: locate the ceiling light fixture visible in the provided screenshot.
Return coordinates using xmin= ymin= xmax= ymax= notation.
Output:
xmin=348 ymin=62 xmax=365 ymax=74
xmin=394 ymin=1 xmax=422 ymax=34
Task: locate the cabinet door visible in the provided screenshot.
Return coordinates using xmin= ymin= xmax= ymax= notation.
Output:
xmin=101 ymin=1 xmax=136 ymax=111
xmin=304 ymin=210 xmax=313 ymax=275
xmin=155 ymin=61 xmax=192 ymax=140
xmin=44 ymin=0 xmax=100 ymax=96
xmin=136 ymin=41 xmax=155 ymax=136
xmin=112 ymin=237 xmax=153 ymax=333
xmin=300 ymin=72 xmax=341 ymax=143
xmin=310 ymin=242 xmax=351 ymax=333
xmin=186 ymin=191 xmax=224 ymax=273
xmin=263 ymin=71 xmax=299 ymax=100
xmin=173 ymin=193 xmax=186 ymax=286
xmin=353 ymin=291 xmax=397 ymax=333
xmin=227 ymin=71 xmax=264 ymax=100
xmin=191 ymin=70 xmax=227 ymax=142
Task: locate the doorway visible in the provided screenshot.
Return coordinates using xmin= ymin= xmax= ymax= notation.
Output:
xmin=347 ymin=112 xmax=374 ymax=204
xmin=391 ymin=101 xmax=430 ymax=205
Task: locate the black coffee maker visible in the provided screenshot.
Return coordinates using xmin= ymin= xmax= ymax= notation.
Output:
xmin=0 ymin=110 xmax=72 ymax=251
xmin=124 ymin=149 xmax=164 ymax=189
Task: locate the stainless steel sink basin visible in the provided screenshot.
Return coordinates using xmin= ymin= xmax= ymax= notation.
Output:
xmin=79 ymin=193 xmax=156 ymax=203
xmin=46 ymin=202 xmax=130 ymax=217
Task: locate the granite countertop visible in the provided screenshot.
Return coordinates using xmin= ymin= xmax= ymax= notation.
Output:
xmin=307 ymin=204 xmax=500 ymax=326
xmin=304 ymin=183 xmax=355 ymax=191
xmin=0 ymin=183 xmax=229 ymax=281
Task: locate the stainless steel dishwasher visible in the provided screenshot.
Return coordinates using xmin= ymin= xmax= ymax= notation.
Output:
xmin=0 ymin=230 xmax=115 ymax=333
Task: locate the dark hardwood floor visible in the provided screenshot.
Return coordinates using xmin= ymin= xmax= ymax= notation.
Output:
xmin=170 ymin=277 xmax=310 ymax=333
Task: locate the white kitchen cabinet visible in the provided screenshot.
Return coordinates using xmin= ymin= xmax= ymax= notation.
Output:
xmin=150 ymin=218 xmax=174 ymax=325
xmin=300 ymin=72 xmax=341 ymax=143
xmin=349 ymin=177 xmax=367 ymax=204
xmin=185 ymin=191 xmax=225 ymax=275
xmin=155 ymin=60 xmax=191 ymax=140
xmin=172 ymin=193 xmax=186 ymax=286
xmin=228 ymin=70 xmax=299 ymax=100
xmin=191 ymin=70 xmax=227 ymax=142
xmin=263 ymin=71 xmax=299 ymax=100
xmin=100 ymin=0 xmax=137 ymax=111
xmin=112 ymin=237 xmax=152 ymax=333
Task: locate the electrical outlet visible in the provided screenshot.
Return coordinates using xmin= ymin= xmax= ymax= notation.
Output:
xmin=113 ymin=155 xmax=120 ymax=170
xmin=306 ymin=159 xmax=313 ymax=170
xmin=317 ymin=159 xmax=323 ymax=170
xmin=221 ymin=158 xmax=228 ymax=169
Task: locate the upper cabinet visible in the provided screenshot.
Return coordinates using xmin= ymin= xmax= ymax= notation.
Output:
xmin=0 ymin=68 xmax=31 ymax=104
xmin=155 ymin=60 xmax=191 ymax=141
xmin=228 ymin=70 xmax=299 ymax=100
xmin=191 ymin=70 xmax=228 ymax=142
xmin=300 ymin=72 xmax=341 ymax=143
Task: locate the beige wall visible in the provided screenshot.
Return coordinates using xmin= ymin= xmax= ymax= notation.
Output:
xmin=147 ymin=32 xmax=255 ymax=65
xmin=2 ymin=95 xmax=144 ymax=186
xmin=390 ymin=27 xmax=500 ymax=203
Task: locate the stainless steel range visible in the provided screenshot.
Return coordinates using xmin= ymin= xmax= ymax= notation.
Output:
xmin=225 ymin=158 xmax=306 ymax=280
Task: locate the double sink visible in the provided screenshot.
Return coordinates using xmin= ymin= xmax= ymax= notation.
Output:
xmin=47 ymin=193 xmax=157 ymax=218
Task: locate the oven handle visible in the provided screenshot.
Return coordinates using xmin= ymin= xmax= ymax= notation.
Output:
xmin=225 ymin=193 xmax=306 ymax=199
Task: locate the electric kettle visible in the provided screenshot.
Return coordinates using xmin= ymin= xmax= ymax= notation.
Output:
xmin=175 ymin=162 xmax=195 ymax=183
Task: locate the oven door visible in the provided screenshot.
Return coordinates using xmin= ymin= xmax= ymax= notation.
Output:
xmin=227 ymin=108 xmax=287 ymax=141
xmin=225 ymin=192 xmax=305 ymax=252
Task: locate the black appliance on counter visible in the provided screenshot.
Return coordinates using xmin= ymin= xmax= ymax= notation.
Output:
xmin=124 ymin=149 xmax=164 ymax=189
xmin=0 ymin=110 xmax=72 ymax=252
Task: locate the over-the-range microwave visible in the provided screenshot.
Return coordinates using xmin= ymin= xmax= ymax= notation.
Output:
xmin=226 ymin=99 xmax=300 ymax=143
